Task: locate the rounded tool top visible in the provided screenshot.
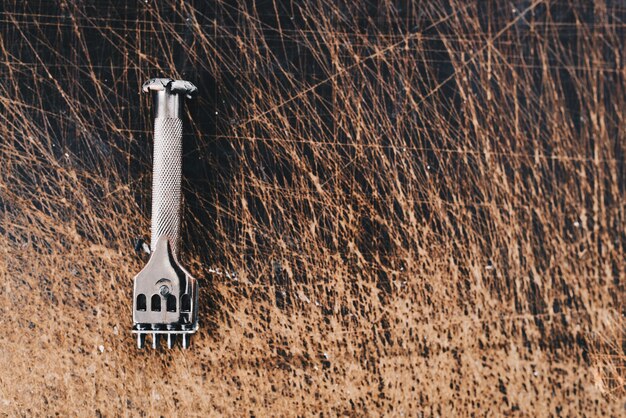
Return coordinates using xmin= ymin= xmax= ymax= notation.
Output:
xmin=142 ymin=78 xmax=198 ymax=99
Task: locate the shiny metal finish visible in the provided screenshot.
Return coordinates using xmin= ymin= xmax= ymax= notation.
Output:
xmin=153 ymin=90 xmax=183 ymax=119
xmin=132 ymin=78 xmax=199 ymax=349
xmin=151 ymin=118 xmax=183 ymax=255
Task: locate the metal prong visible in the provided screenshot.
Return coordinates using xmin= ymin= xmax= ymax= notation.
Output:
xmin=137 ymin=333 xmax=146 ymax=349
xmin=182 ymin=334 xmax=190 ymax=349
xmin=167 ymin=333 xmax=176 ymax=349
xmin=152 ymin=333 xmax=160 ymax=349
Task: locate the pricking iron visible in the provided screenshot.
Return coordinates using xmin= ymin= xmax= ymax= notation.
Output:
xmin=132 ymin=78 xmax=199 ymax=349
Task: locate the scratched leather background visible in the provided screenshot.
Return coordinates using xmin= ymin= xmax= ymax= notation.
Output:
xmin=0 ymin=0 xmax=624 ymax=415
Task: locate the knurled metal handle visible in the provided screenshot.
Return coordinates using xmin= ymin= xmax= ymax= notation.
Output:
xmin=151 ymin=117 xmax=183 ymax=256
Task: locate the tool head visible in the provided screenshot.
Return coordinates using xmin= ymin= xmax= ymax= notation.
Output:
xmin=142 ymin=78 xmax=198 ymax=99
xmin=132 ymin=237 xmax=199 ymax=349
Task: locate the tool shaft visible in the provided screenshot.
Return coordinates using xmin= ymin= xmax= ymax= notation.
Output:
xmin=151 ymin=91 xmax=184 ymax=256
